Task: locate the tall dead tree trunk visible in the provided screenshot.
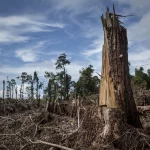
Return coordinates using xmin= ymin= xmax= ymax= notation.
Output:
xmin=99 ymin=7 xmax=142 ymax=128
xmin=15 ymin=86 xmax=17 ymax=99
xmin=64 ymin=7 xmax=147 ymax=150
xmin=3 ymin=80 xmax=5 ymax=100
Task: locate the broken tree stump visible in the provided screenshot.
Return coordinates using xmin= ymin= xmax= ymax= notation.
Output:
xmin=63 ymin=6 xmax=149 ymax=150
xmin=99 ymin=6 xmax=142 ymax=131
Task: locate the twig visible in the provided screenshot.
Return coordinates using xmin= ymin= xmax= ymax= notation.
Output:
xmin=96 ymin=72 xmax=102 ymax=78
xmin=20 ymin=144 xmax=29 ymax=150
xmin=61 ymin=129 xmax=79 ymax=142
xmin=29 ymin=114 xmax=33 ymax=122
xmin=2 ymin=144 xmax=9 ymax=150
xmin=0 ymin=134 xmax=16 ymax=136
xmin=29 ymin=139 xmax=73 ymax=150
xmin=21 ymin=116 xmax=29 ymax=129
xmin=0 ymin=116 xmax=15 ymax=121
xmin=32 ymin=118 xmax=45 ymax=138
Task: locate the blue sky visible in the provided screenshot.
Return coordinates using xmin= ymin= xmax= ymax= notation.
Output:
xmin=0 ymin=0 xmax=150 ymax=97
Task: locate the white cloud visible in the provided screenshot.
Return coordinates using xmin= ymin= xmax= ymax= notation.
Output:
xmin=0 ymin=58 xmax=87 ymax=83
xmin=15 ymin=41 xmax=46 ymax=62
xmin=129 ymin=49 xmax=150 ymax=61
xmin=48 ymin=0 xmax=103 ymax=32
xmin=126 ymin=10 xmax=150 ymax=71
xmin=0 ymin=16 xmax=65 ymax=28
xmin=16 ymin=50 xmax=37 ymax=62
xmin=128 ymin=11 xmax=150 ymax=42
xmin=115 ymin=0 xmax=150 ymax=15
xmin=14 ymin=40 xmax=64 ymax=62
xmin=0 ymin=15 xmax=65 ymax=44
xmin=81 ymin=37 xmax=103 ymax=57
xmin=0 ymin=30 xmax=30 ymax=43
xmin=51 ymin=0 xmax=101 ymax=15
xmin=129 ymin=48 xmax=150 ymax=73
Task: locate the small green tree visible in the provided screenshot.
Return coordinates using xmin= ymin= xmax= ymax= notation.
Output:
xmin=55 ymin=53 xmax=70 ymax=101
xmin=147 ymin=69 xmax=150 ymax=77
xmin=45 ymin=72 xmax=56 ymax=101
xmin=26 ymin=74 xmax=34 ymax=99
xmin=76 ymin=65 xmax=100 ymax=96
xmin=26 ymin=86 xmax=31 ymax=98
xmin=132 ymin=67 xmax=150 ymax=89
xmin=55 ymin=71 xmax=64 ymax=101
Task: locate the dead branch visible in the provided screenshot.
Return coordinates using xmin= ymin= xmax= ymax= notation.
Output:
xmin=0 ymin=116 xmax=15 ymax=121
xmin=21 ymin=116 xmax=29 ymax=129
xmin=29 ymin=139 xmax=73 ymax=150
xmin=96 ymin=72 xmax=102 ymax=78
xmin=29 ymin=114 xmax=33 ymax=122
xmin=110 ymin=13 xmax=134 ymax=17
xmin=19 ymin=144 xmax=29 ymax=150
xmin=137 ymin=105 xmax=150 ymax=112
xmin=32 ymin=118 xmax=45 ymax=138
xmin=1 ymin=144 xmax=9 ymax=150
xmin=0 ymin=134 xmax=16 ymax=136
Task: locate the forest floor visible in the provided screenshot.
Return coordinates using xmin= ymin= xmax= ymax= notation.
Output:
xmin=0 ymin=99 xmax=150 ymax=150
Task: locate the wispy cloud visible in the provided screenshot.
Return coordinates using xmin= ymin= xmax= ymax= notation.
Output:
xmin=115 ymin=0 xmax=150 ymax=16
xmin=15 ymin=41 xmax=46 ymax=62
xmin=81 ymin=37 xmax=103 ymax=57
xmin=129 ymin=48 xmax=150 ymax=73
xmin=0 ymin=16 xmax=65 ymax=28
xmin=0 ymin=15 xmax=65 ymax=44
xmin=51 ymin=0 xmax=99 ymax=15
xmin=128 ymin=11 xmax=150 ymax=42
xmin=0 ymin=30 xmax=30 ymax=44
xmin=129 ymin=49 xmax=150 ymax=61
xmin=48 ymin=0 xmax=104 ymax=31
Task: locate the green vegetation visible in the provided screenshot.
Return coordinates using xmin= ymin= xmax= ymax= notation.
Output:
xmin=76 ymin=65 xmax=100 ymax=97
xmin=132 ymin=67 xmax=150 ymax=89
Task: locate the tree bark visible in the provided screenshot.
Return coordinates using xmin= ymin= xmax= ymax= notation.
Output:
xmin=99 ymin=7 xmax=142 ymax=128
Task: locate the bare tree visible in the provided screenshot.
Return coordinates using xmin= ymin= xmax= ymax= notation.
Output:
xmin=3 ymin=80 xmax=5 ymax=100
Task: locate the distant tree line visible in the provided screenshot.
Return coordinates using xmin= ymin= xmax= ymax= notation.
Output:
xmin=1 ymin=53 xmax=100 ymax=104
xmin=2 ymin=55 xmax=150 ymax=104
